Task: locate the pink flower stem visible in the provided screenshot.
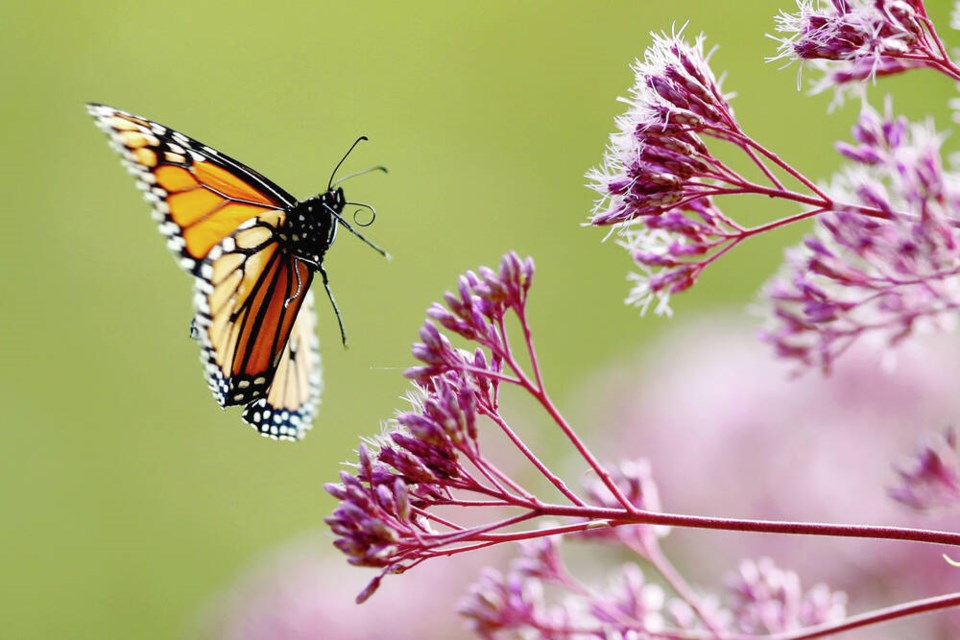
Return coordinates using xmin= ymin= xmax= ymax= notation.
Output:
xmin=517 ymin=304 xmax=545 ymax=391
xmin=740 ymin=142 xmax=787 ymax=191
xmin=459 ymin=364 xmax=522 ymax=386
xmin=463 ymin=502 xmax=960 ymax=547
xmin=922 ymin=56 xmax=960 ymax=82
xmin=696 ymin=235 xmax=750 ymax=269
xmin=914 ymin=9 xmax=960 ymax=78
xmin=418 ymin=539 xmax=505 ymax=558
xmin=428 ymin=511 xmax=542 ymax=547
xmin=468 ymin=519 xmax=615 ymax=542
xmin=413 ymin=508 xmax=467 ymax=531
xmin=465 ymin=457 xmax=528 ymax=503
xmin=502 ymin=344 xmax=639 ymax=514
xmin=712 ymin=184 xmax=909 ymax=225
xmin=738 ymin=206 xmax=830 ymax=237
xmin=489 ymin=310 xmax=637 ymax=513
xmin=456 ymin=425 xmax=530 ymax=500
xmin=742 ymin=142 xmax=828 ymax=199
xmin=427 ymin=498 xmax=523 ymax=508
xmin=723 ymin=131 xmax=829 ymax=199
xmin=702 ymin=155 xmax=752 ymax=185
xmin=769 ymin=591 xmax=960 ymax=640
xmin=472 ymin=455 xmax=540 ymax=504
xmin=480 ymin=405 xmax=584 ymax=506
xmin=711 ymin=207 xmax=747 ymax=232
xmin=708 ymin=184 xmax=830 ymax=210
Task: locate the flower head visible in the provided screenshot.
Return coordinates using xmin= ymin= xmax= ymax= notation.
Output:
xmin=407 ymin=252 xmax=533 ymax=382
xmin=773 ymin=0 xmax=941 ymax=94
xmin=590 ymin=564 xmax=667 ymax=633
xmin=325 ymin=368 xmax=494 ymax=598
xmin=327 ymin=253 xmax=543 ymax=600
xmin=587 ymin=31 xmax=738 ymax=227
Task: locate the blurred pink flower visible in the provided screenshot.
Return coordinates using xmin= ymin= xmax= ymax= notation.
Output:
xmin=890 ymin=427 xmax=960 ymax=511
xmin=199 ymin=534 xmax=497 ymax=640
xmin=726 ymin=557 xmax=846 ymax=634
xmin=762 ymin=101 xmax=960 ymax=373
xmin=575 ymin=315 xmax=960 ymax=638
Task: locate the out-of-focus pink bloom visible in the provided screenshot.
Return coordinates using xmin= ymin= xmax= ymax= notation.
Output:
xmin=727 ymin=557 xmax=847 ymax=634
xmin=578 ymin=315 xmax=960 ymax=638
xmin=890 ymin=427 xmax=960 ymax=511
xmin=459 ymin=568 xmax=556 ymax=637
xmin=460 ymin=532 xmax=849 ymax=638
xmin=200 ymin=535 xmax=491 ymax=640
xmin=459 ymin=536 xmax=669 ymax=638
xmin=762 ymin=101 xmax=960 ymax=372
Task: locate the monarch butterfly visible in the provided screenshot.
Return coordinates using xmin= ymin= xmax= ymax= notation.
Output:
xmin=87 ymin=103 xmax=386 ymax=441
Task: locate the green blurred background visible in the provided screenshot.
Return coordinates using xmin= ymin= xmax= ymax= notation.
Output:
xmin=1 ymin=1 xmax=955 ymax=637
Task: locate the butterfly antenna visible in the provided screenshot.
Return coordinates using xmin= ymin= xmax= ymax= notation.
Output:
xmin=328 ymin=136 xmax=369 ymax=191
xmin=330 ymin=165 xmax=388 ymax=189
xmin=323 ymin=203 xmax=391 ymax=260
xmin=346 ymin=201 xmax=377 ymax=227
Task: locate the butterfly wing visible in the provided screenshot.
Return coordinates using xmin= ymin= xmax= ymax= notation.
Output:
xmin=241 ymin=290 xmax=322 ymax=440
xmin=192 ymin=208 xmax=310 ymax=393
xmin=87 ymin=103 xmax=298 ymax=273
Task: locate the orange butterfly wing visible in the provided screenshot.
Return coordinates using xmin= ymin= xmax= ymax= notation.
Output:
xmin=193 ymin=211 xmax=320 ymax=439
xmin=87 ymin=103 xmax=297 ymax=273
xmin=241 ymin=290 xmax=322 ymax=440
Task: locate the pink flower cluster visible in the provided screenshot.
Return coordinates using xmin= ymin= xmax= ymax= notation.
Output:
xmin=316 ymin=2 xmax=960 ymax=638
xmin=326 ymin=254 xmax=545 ymax=598
xmin=586 ymin=32 xmax=739 ymax=227
xmin=459 ymin=535 xmax=848 ymax=638
xmin=773 ymin=0 xmax=957 ymax=94
xmin=763 ymin=101 xmax=960 ymax=371
xmin=324 ymin=254 xmax=960 ymax=637
xmin=589 ymin=0 xmax=960 ymax=372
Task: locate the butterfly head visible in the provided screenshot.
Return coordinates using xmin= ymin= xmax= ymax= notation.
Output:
xmin=324 ymin=186 xmax=347 ymax=215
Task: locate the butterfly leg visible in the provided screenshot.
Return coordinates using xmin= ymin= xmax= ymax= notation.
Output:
xmin=286 ymin=260 xmax=304 ymax=308
xmin=319 ymin=264 xmax=348 ymax=347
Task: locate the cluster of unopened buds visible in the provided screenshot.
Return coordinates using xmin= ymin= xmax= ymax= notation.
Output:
xmin=325 ymin=1 xmax=960 ymax=637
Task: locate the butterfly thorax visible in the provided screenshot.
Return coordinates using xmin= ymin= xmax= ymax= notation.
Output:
xmin=283 ymin=187 xmax=343 ymax=265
